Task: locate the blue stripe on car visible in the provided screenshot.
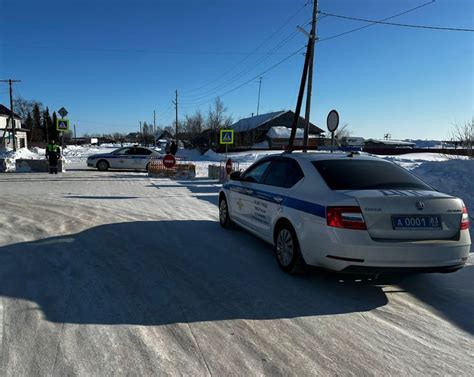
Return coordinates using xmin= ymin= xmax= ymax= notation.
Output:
xmin=223 ymin=183 xmax=326 ymax=219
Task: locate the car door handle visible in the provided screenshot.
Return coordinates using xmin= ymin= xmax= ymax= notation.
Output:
xmin=242 ymin=189 xmax=253 ymax=195
xmin=273 ymin=196 xmax=283 ymax=203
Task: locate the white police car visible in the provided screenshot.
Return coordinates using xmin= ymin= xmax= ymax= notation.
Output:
xmin=87 ymin=146 xmax=161 ymax=171
xmin=219 ymin=153 xmax=471 ymax=274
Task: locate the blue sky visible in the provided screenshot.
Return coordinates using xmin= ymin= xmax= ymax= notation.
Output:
xmin=0 ymin=0 xmax=472 ymax=139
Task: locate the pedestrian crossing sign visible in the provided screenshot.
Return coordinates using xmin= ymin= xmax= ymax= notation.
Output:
xmin=220 ymin=129 xmax=234 ymax=144
xmin=56 ymin=118 xmax=70 ymax=132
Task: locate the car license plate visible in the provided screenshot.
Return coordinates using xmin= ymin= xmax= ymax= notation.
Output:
xmin=392 ymin=215 xmax=441 ymax=230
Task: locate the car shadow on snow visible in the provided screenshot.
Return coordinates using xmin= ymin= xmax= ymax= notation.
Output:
xmin=397 ymin=266 xmax=474 ymax=334
xmin=0 ymin=220 xmax=390 ymax=326
xmin=147 ymin=180 xmax=221 ymax=206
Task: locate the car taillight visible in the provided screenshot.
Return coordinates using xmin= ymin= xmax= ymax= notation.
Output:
xmin=461 ymin=205 xmax=469 ymax=230
xmin=327 ymin=206 xmax=367 ymax=230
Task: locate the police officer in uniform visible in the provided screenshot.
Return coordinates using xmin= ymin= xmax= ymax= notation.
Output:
xmin=46 ymin=140 xmax=61 ymax=174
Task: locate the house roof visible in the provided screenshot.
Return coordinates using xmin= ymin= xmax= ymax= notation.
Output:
xmin=230 ymin=110 xmax=324 ymax=134
xmin=0 ymin=104 xmax=22 ymax=120
xmin=230 ymin=111 xmax=287 ymax=133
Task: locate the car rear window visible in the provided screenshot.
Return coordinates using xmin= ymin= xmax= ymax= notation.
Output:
xmin=312 ymin=159 xmax=432 ymax=191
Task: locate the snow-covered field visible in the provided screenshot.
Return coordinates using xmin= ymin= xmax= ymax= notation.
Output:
xmin=0 ymin=146 xmax=473 ymax=375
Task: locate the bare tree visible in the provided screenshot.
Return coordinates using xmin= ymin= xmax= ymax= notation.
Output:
xmin=450 ymin=119 xmax=473 ymax=158
xmin=183 ymin=111 xmax=205 ymax=134
xmin=14 ymin=97 xmax=43 ymax=120
xmin=207 ymin=97 xmax=232 ymax=130
xmin=334 ymin=123 xmax=352 ymax=142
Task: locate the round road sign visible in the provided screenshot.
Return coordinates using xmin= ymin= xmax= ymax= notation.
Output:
xmin=225 ymin=158 xmax=232 ymax=175
xmin=326 ymin=110 xmax=340 ymax=132
xmin=163 ymin=154 xmax=176 ymax=169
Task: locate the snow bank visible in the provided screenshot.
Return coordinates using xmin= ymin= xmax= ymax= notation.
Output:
xmin=412 ymin=159 xmax=474 ymax=221
xmin=0 ymin=148 xmax=43 ymax=172
xmin=380 ymin=153 xmax=469 ymax=170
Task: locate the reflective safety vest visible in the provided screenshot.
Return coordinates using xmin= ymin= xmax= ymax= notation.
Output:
xmin=47 ymin=144 xmax=59 ymax=152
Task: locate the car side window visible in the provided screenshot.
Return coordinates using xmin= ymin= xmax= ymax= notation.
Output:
xmin=263 ymin=159 xmax=304 ymax=188
xmin=241 ymin=161 xmax=271 ymax=183
xmin=135 ymin=148 xmax=152 ymax=155
xmin=114 ymin=148 xmax=130 ymax=155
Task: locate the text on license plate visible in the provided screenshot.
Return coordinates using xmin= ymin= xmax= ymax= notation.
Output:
xmin=392 ymin=215 xmax=441 ymax=230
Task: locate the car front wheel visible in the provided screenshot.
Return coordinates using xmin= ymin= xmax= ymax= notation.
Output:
xmin=219 ymin=196 xmax=234 ymax=229
xmin=275 ymin=222 xmax=305 ymax=274
xmin=97 ymin=160 xmax=109 ymax=171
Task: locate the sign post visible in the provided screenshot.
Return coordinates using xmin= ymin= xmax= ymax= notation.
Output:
xmin=57 ymin=107 xmax=69 ymax=161
xmin=326 ymin=110 xmax=339 ymax=153
xmin=56 ymin=119 xmax=70 ymax=132
xmin=220 ymin=128 xmax=234 ymax=161
xmin=58 ymin=107 xmax=68 ymax=118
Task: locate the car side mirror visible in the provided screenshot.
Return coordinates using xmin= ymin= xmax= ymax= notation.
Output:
xmin=230 ymin=171 xmax=241 ymax=181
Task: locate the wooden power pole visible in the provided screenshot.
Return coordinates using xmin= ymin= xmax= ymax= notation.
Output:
xmin=303 ymin=0 xmax=318 ymax=152
xmin=153 ymin=110 xmax=157 ymax=146
xmin=288 ymin=0 xmax=318 ymax=151
xmin=172 ymin=90 xmax=178 ymax=142
xmin=0 ymin=79 xmax=21 ymax=151
xmin=256 ymin=77 xmax=263 ymax=116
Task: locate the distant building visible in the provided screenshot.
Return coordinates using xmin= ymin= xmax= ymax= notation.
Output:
xmin=364 ymin=138 xmax=415 ymax=149
xmin=156 ymin=130 xmax=174 ymax=141
xmin=125 ymin=132 xmax=141 ymax=143
xmin=341 ymin=136 xmax=365 ymax=147
xmin=230 ymin=110 xmax=324 ymax=148
xmin=266 ymin=126 xmax=320 ymax=148
xmin=0 ymin=104 xmax=29 ymax=149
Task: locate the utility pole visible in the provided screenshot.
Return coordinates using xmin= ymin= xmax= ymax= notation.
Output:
xmin=287 ymin=40 xmax=313 ymax=150
xmin=0 ymin=79 xmax=21 ymax=151
xmin=303 ymin=0 xmax=318 ymax=152
xmin=153 ymin=110 xmax=157 ymax=146
xmin=256 ymin=77 xmax=263 ymax=116
xmin=288 ymin=0 xmax=317 ymax=151
xmin=172 ymin=90 xmax=178 ymax=142
xmin=74 ymin=124 xmax=77 ymax=144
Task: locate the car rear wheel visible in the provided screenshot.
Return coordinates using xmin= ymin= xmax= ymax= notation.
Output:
xmin=97 ymin=160 xmax=109 ymax=171
xmin=275 ymin=223 xmax=305 ymax=274
xmin=219 ymin=196 xmax=234 ymax=229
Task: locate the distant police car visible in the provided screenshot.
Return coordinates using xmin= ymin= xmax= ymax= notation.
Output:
xmin=87 ymin=146 xmax=161 ymax=171
xmin=219 ymin=153 xmax=471 ymax=274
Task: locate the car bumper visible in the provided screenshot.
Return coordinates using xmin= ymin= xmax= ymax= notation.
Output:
xmin=300 ymin=224 xmax=471 ymax=272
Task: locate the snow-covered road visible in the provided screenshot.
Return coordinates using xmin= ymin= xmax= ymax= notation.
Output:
xmin=0 ymin=170 xmax=473 ymax=375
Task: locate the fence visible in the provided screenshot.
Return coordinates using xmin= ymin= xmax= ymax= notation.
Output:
xmin=208 ymin=161 xmax=240 ymax=182
xmin=148 ymin=157 xmax=196 ymax=179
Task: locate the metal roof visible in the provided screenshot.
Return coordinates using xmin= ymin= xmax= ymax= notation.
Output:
xmin=0 ymin=104 xmax=22 ymax=120
xmin=230 ymin=111 xmax=288 ymax=133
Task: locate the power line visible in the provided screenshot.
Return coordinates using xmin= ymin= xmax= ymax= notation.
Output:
xmin=180 ymin=30 xmax=301 ymax=103
xmin=317 ymin=0 xmax=436 ymax=43
xmin=0 ymin=43 xmax=297 ymax=56
xmin=320 ymin=11 xmax=474 ymax=32
xmin=178 ymin=1 xmax=439 ymax=112
xmin=181 ymin=0 xmax=310 ymax=95
xmin=180 ymin=45 xmax=307 ymax=109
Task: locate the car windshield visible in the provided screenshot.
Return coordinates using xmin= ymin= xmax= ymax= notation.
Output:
xmin=312 ymin=159 xmax=432 ymax=191
xmin=112 ymin=148 xmax=130 ymax=155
